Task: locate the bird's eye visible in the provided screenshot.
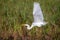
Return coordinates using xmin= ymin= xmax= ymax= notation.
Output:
xmin=25 ymin=26 xmax=27 ymax=27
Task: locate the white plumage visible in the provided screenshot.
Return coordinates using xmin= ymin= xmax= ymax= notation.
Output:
xmin=24 ymin=2 xmax=47 ymax=30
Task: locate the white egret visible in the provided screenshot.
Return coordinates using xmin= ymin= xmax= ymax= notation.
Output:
xmin=24 ymin=2 xmax=47 ymax=30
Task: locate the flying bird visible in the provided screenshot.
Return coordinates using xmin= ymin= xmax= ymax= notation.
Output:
xmin=24 ymin=2 xmax=47 ymax=30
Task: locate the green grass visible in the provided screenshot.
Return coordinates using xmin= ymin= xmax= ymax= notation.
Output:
xmin=0 ymin=0 xmax=60 ymax=40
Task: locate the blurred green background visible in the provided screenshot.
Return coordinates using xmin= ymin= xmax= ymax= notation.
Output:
xmin=0 ymin=0 xmax=60 ymax=40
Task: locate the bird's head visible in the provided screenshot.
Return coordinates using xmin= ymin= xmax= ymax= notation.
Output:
xmin=22 ymin=24 xmax=31 ymax=30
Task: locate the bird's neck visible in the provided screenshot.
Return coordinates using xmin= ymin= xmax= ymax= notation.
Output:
xmin=26 ymin=24 xmax=33 ymax=30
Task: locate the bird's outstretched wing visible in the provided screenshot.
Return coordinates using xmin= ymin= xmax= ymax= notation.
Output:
xmin=33 ymin=2 xmax=44 ymax=22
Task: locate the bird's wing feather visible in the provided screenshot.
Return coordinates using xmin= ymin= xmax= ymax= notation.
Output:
xmin=33 ymin=2 xmax=44 ymax=22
